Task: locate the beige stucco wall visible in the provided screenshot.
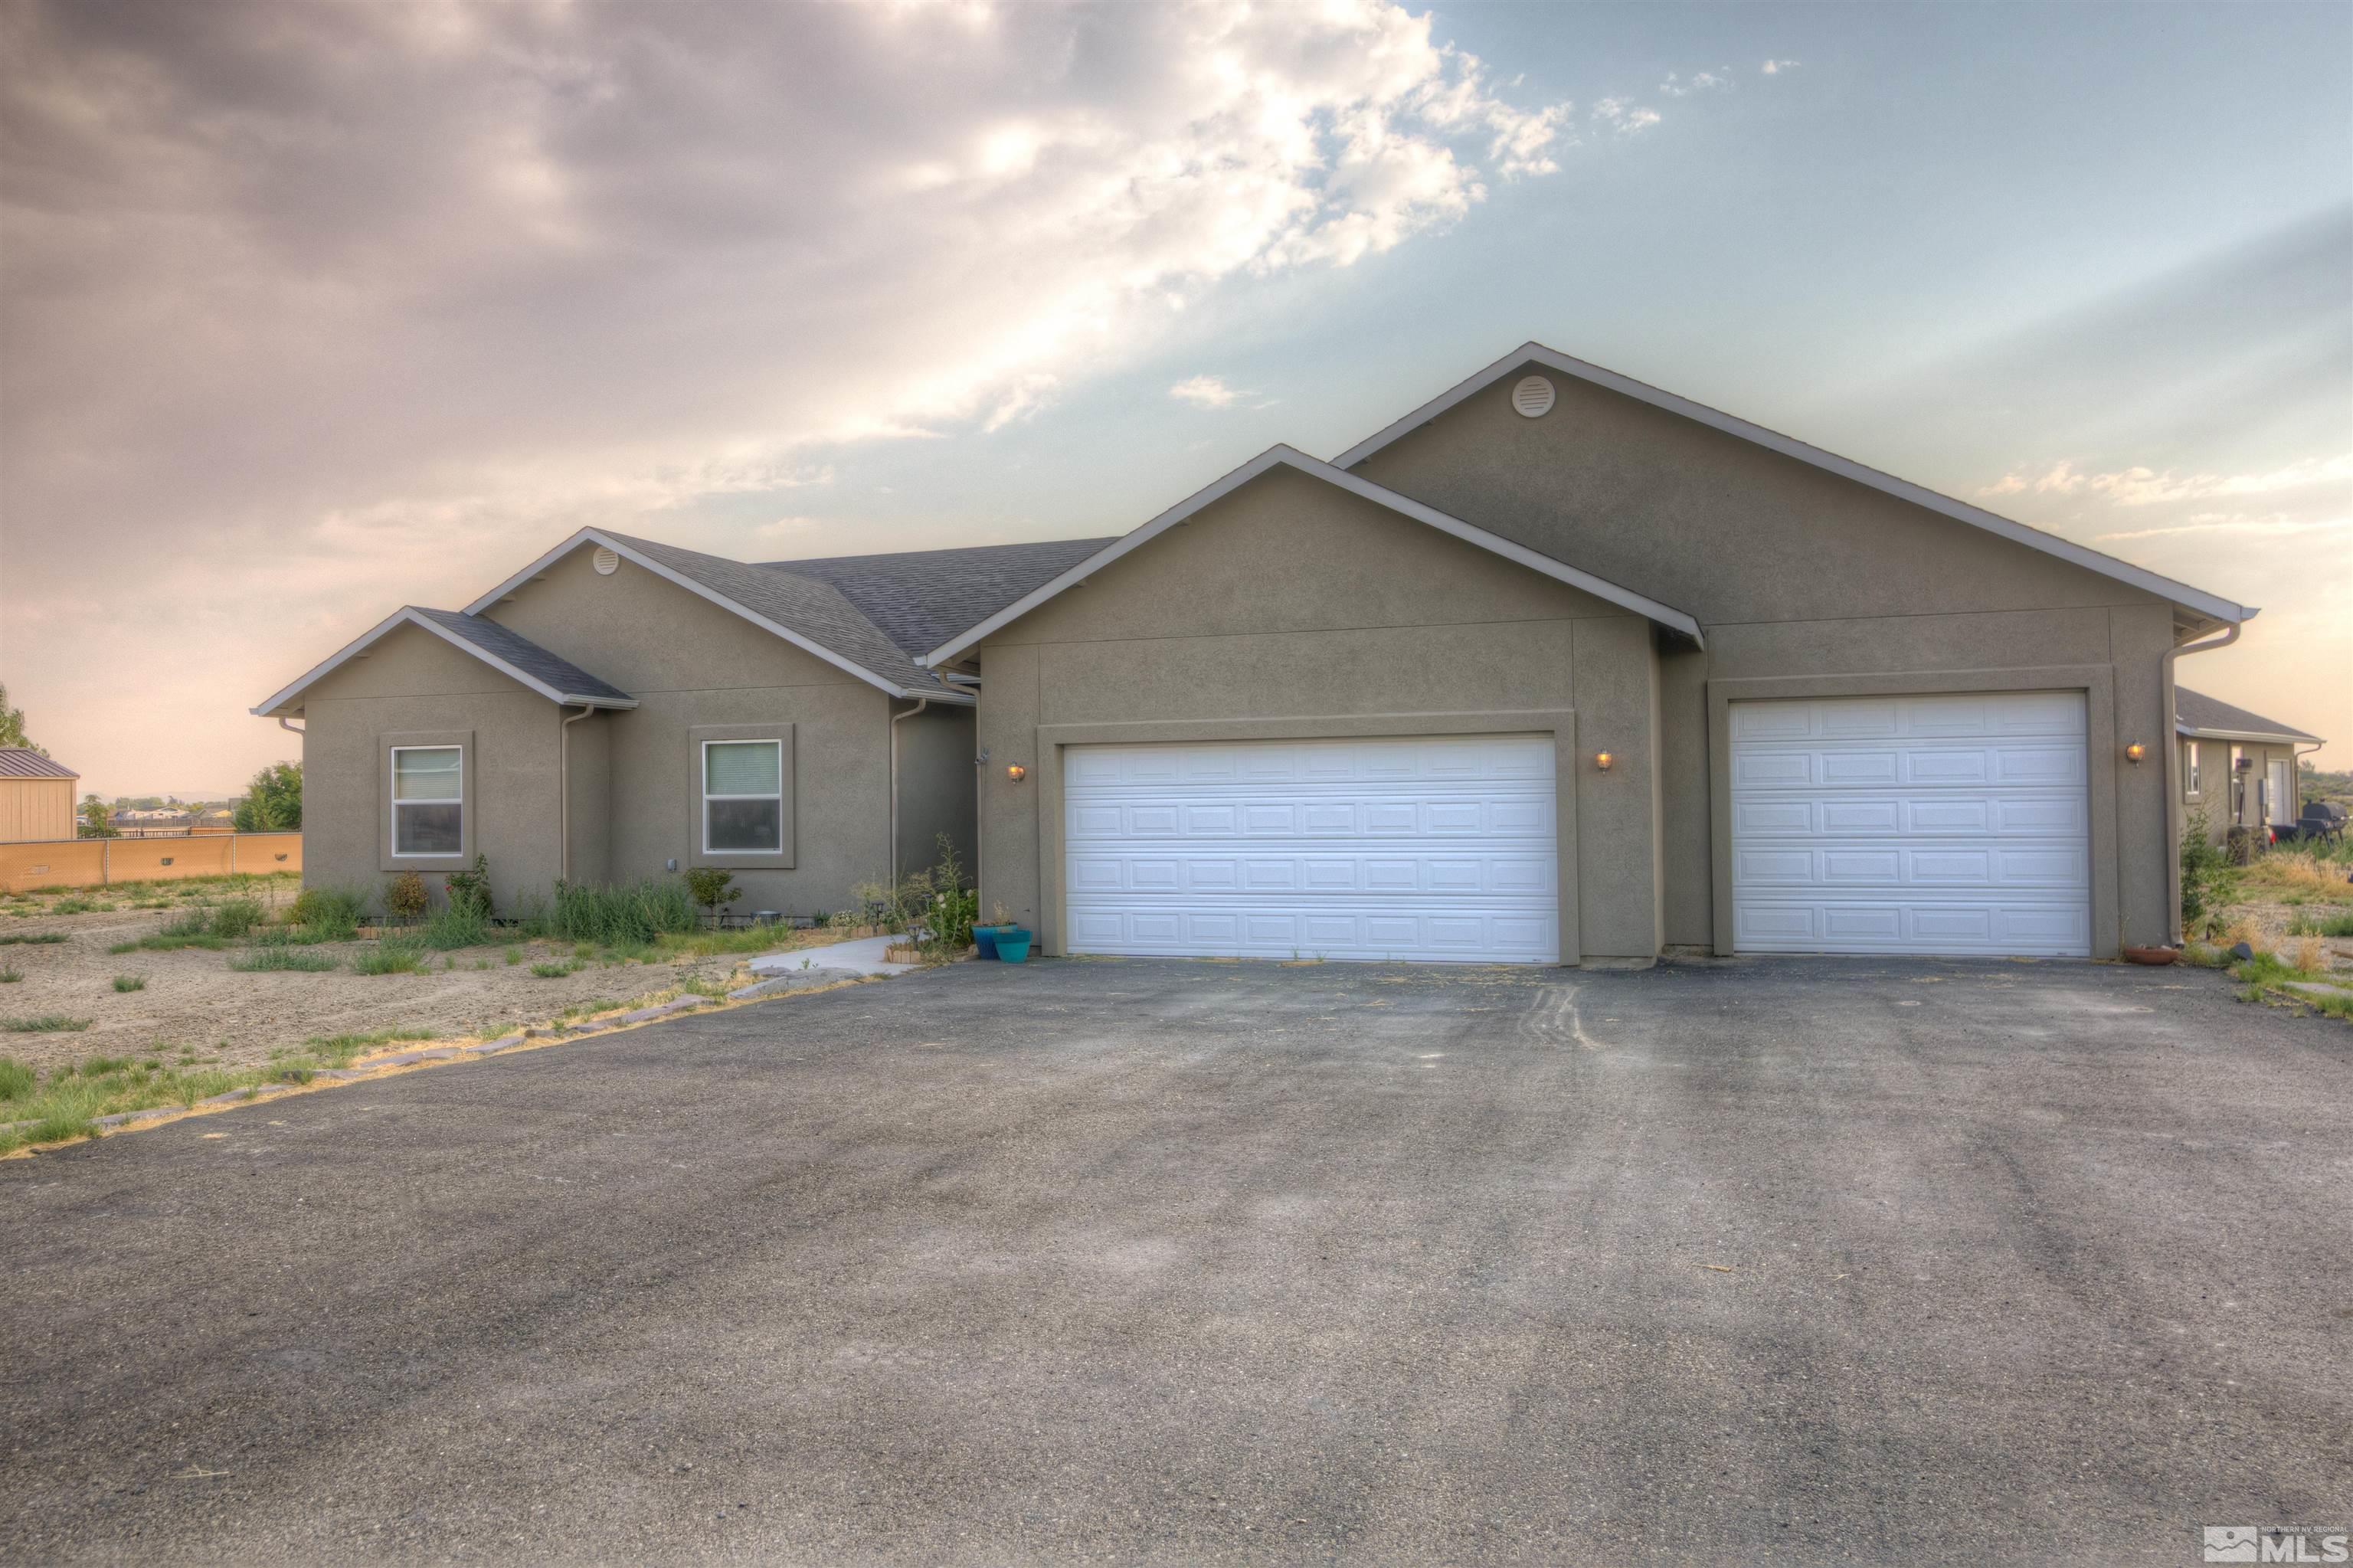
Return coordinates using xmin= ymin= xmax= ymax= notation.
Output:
xmin=1354 ymin=365 xmax=2188 ymax=955
xmin=298 ymin=623 xmax=565 ymax=912
xmin=970 ymin=464 xmax=1665 ymax=962
xmin=895 ymin=703 xmax=977 ymax=884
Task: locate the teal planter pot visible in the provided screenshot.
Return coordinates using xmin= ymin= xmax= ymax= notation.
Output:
xmin=995 ymin=928 xmax=1033 ymax=963
xmin=972 ymin=925 xmax=1005 ymax=960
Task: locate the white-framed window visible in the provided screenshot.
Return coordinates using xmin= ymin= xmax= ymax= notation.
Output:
xmin=391 ymin=745 xmax=463 ymax=856
xmin=2183 ymin=741 xmax=2201 ymax=798
xmin=702 ymin=739 xmax=783 ymax=853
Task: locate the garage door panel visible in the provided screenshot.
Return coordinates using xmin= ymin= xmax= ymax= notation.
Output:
xmin=1732 ymin=692 xmax=2090 ymax=957
xmin=1065 ymin=736 xmax=1558 ymax=964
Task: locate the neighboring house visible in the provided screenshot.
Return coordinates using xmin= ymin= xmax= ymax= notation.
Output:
xmin=928 ymin=344 xmax=2259 ymax=963
xmin=2175 ymin=686 xmax=2325 ymax=842
xmin=0 ymin=749 xmax=77 ymax=843
xmin=254 ymin=532 xmax=1105 ymax=917
xmin=257 ymin=342 xmax=2270 ymax=963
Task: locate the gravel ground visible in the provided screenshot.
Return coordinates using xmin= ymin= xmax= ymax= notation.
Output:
xmin=0 ymin=899 xmax=833 ymax=1073
xmin=2 ymin=954 xmax=2346 ymax=1566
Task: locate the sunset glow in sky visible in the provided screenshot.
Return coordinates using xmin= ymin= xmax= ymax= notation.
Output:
xmin=2 ymin=0 xmax=2346 ymax=795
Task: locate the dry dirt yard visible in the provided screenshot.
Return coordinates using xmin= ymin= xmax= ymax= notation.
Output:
xmin=0 ymin=884 xmax=839 ymax=1076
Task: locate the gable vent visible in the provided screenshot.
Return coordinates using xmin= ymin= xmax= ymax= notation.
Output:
xmin=1512 ymin=375 xmax=1556 ymax=418
xmin=592 ymin=547 xmax=620 ymax=575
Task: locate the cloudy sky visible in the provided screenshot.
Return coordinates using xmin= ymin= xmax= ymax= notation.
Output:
xmin=2 ymin=0 xmax=2347 ymax=797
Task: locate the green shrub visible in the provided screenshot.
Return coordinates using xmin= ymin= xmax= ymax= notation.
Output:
xmin=684 ymin=867 xmax=740 ymax=925
xmin=3 ymin=1016 xmax=92 ymax=1033
xmin=517 ymin=879 xmax=700 ymax=947
xmin=351 ymin=938 xmax=426 ymax=976
xmin=111 ymin=974 xmax=146 ymax=993
xmin=442 ymin=854 xmax=494 ymax=918
xmin=0 ymin=968 xmax=18 ymax=984
xmin=528 ymin=960 xmax=580 ymax=978
xmin=0 ymin=1059 xmax=33 ymax=1100
xmin=283 ymin=885 xmax=367 ymax=942
xmin=205 ymin=899 xmax=265 ymax=938
xmin=420 ymin=901 xmax=493 ymax=951
xmin=229 ymin=948 xmax=340 ymax=972
xmin=2181 ymin=806 xmax=2237 ymax=930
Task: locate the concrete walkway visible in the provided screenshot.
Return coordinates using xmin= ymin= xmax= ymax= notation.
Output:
xmin=749 ymin=932 xmax=918 ymax=978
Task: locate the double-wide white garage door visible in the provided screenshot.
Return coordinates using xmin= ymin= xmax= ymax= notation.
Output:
xmin=1065 ymin=735 xmax=1558 ymax=964
xmin=1730 ymin=691 xmax=2091 ymax=957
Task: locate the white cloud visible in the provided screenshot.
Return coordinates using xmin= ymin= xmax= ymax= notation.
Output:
xmin=1761 ymin=59 xmax=1800 ymax=75
xmin=3 ymin=0 xmax=1637 ymax=792
xmin=1169 ymin=375 xmax=1246 ymax=409
xmin=1979 ymin=453 xmax=2353 ymax=506
xmin=1592 ymin=97 xmax=1662 ymax=134
xmin=1659 ymin=70 xmax=1733 ymax=98
xmin=2093 ymin=512 xmax=2344 ymax=542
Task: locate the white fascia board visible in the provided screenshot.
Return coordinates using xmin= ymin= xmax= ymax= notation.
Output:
xmin=460 ymin=527 xmax=962 ymax=703
xmin=249 ymin=607 xmax=640 ymax=716
xmin=1333 ymin=342 xmax=2257 ymax=628
xmin=2175 ymin=722 xmax=2320 ymax=745
xmin=923 ymin=447 xmax=1703 ymax=666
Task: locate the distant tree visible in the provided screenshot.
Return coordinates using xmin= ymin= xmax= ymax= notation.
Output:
xmin=78 ymin=794 xmax=117 ymax=839
xmin=0 ymin=683 xmax=42 ymax=756
xmin=232 ymin=761 xmax=303 ymax=832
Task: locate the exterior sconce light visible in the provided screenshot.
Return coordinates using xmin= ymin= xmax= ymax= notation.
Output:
xmin=1006 ymin=764 xmax=1028 ymax=783
xmin=2125 ymin=742 xmax=2145 ymax=765
xmin=1594 ymin=751 xmax=1614 ymax=772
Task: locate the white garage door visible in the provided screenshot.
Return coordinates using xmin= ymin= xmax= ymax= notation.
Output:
xmin=1065 ymin=735 xmax=1559 ymax=964
xmin=1730 ymin=691 xmax=2091 ymax=957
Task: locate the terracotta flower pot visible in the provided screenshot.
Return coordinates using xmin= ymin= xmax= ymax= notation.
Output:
xmin=2121 ymin=945 xmax=2178 ymax=966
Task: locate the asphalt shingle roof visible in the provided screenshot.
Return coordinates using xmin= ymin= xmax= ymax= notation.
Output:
xmin=759 ymin=538 xmax=1118 ymax=663
xmin=0 ymin=748 xmax=76 ymax=780
xmin=2175 ymin=686 xmax=2321 ymax=744
xmin=409 ymin=608 xmax=633 ymax=703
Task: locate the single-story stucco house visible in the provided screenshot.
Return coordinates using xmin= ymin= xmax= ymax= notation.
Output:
xmin=254 ymin=532 xmax=1106 ymax=918
xmin=260 ymin=342 xmax=2283 ymax=962
xmin=2175 ymin=686 xmax=2325 ymax=844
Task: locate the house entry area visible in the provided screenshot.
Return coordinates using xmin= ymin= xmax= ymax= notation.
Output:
xmin=1063 ymin=735 xmax=1560 ymax=964
xmin=1728 ymin=690 xmax=2093 ymax=957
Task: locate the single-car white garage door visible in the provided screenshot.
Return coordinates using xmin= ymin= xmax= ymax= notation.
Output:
xmin=1065 ymin=735 xmax=1558 ymax=964
xmin=1730 ymin=691 xmax=2091 ymax=957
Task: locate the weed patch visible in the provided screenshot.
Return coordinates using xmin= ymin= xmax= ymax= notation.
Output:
xmin=351 ymin=939 xmax=427 ymax=976
xmin=0 ymin=932 xmax=68 ymax=946
xmin=230 ymin=948 xmax=340 ymax=973
xmin=0 ymin=968 xmax=18 ymax=984
xmin=529 ymin=960 xmax=582 ymax=978
xmin=4 ymin=1016 xmax=93 ymax=1033
xmin=111 ymin=974 xmax=146 ymax=993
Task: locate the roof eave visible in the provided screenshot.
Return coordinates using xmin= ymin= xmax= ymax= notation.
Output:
xmin=2175 ymin=722 xmax=2322 ymax=746
xmin=1334 ymin=342 xmax=2256 ymax=629
xmin=251 ymin=607 xmax=639 ymax=717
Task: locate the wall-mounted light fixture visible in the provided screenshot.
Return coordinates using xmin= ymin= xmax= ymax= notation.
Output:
xmin=1006 ymin=764 xmax=1028 ymax=783
xmin=2125 ymin=742 xmax=2146 ymax=765
xmin=1593 ymin=751 xmax=1614 ymax=772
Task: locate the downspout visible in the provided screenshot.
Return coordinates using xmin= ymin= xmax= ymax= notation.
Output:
xmin=560 ymin=704 xmax=595 ymax=884
xmin=2162 ymin=621 xmax=2240 ymax=944
xmin=889 ymin=697 xmax=931 ymax=884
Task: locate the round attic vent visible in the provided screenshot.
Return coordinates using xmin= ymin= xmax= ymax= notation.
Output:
xmin=1512 ymin=375 xmax=1556 ymax=418
xmin=593 ymin=546 xmax=620 ymax=575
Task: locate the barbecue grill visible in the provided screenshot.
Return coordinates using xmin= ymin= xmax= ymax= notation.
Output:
xmin=2289 ymin=800 xmax=2347 ymax=846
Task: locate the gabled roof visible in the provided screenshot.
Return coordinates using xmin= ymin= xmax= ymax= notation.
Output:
xmin=0 ymin=748 xmax=76 ymax=780
xmin=924 ymin=444 xmax=1703 ymax=666
xmin=251 ymin=607 xmax=637 ymax=718
xmin=764 ymin=538 xmax=1118 ymax=664
xmin=2176 ymin=686 xmax=2322 ymax=745
xmin=463 ymin=528 xmax=967 ymax=702
xmin=1333 ymin=342 xmax=2258 ymax=630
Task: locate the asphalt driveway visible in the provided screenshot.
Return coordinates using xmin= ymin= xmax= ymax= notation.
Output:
xmin=3 ymin=956 xmax=2347 ymax=1566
